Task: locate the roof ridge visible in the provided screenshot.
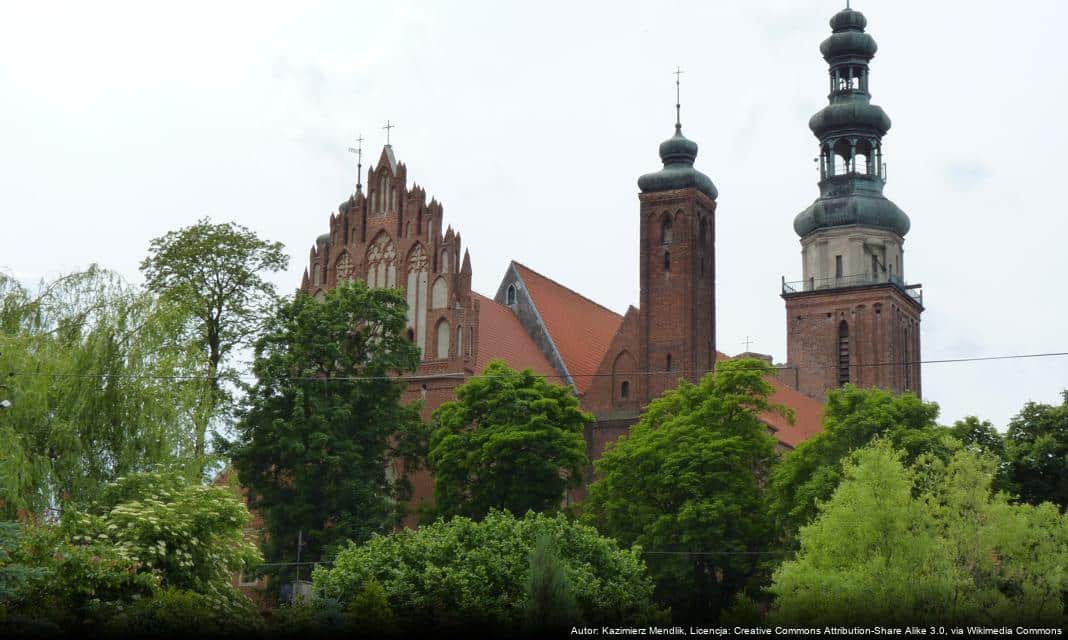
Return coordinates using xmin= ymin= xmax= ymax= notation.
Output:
xmin=511 ymin=261 xmax=623 ymax=319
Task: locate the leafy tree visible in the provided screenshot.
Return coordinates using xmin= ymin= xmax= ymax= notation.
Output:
xmin=140 ymin=217 xmax=288 ymax=465
xmin=768 ymin=384 xmax=951 ymax=541
xmin=769 ymin=442 xmax=1067 ymax=625
xmin=313 ymin=510 xmax=662 ymax=632
xmin=1004 ymin=391 xmax=1068 ymax=510
xmin=428 ymin=360 xmax=590 ymax=520
xmin=346 ymin=579 xmax=397 ymax=636
xmin=523 ymin=535 xmax=578 ymax=634
xmin=0 ymin=268 xmax=204 ymax=518
xmin=584 ymin=358 xmax=786 ymax=623
xmin=225 ymin=281 xmax=423 ymax=565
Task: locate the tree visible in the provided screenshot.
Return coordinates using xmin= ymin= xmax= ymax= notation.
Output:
xmin=427 ymin=360 xmax=590 ymax=520
xmin=0 ymin=268 xmax=205 ymax=518
xmin=769 ymin=442 xmax=1067 ymax=625
xmin=768 ymin=384 xmax=951 ymax=541
xmin=140 ymin=218 xmax=288 ymax=465
xmin=523 ymin=535 xmax=578 ymax=634
xmin=584 ymin=359 xmax=786 ymax=623
xmin=1004 ymin=391 xmax=1067 ymax=510
xmin=312 ymin=510 xmax=662 ymax=632
xmin=225 ymin=281 xmax=424 ymax=565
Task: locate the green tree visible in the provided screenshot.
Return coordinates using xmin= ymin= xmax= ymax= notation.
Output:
xmin=313 ymin=510 xmax=661 ymax=632
xmin=428 ymin=360 xmax=590 ymax=520
xmin=1004 ymin=391 xmax=1067 ymax=510
xmin=225 ymin=281 xmax=423 ymax=565
xmin=0 ymin=268 xmax=204 ymax=518
xmin=769 ymin=442 xmax=1067 ymax=625
xmin=523 ymin=534 xmax=578 ymax=634
xmin=584 ymin=358 xmax=786 ymax=622
xmin=768 ymin=384 xmax=951 ymax=541
xmin=140 ymin=217 xmax=288 ymax=465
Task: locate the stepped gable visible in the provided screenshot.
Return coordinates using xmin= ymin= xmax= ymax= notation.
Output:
xmin=511 ymin=262 xmax=624 ymax=394
xmin=472 ymin=292 xmax=557 ymax=379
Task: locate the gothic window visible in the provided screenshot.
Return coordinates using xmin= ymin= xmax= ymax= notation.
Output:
xmin=661 ymin=216 xmax=673 ymax=244
xmin=366 ymin=233 xmax=397 ymax=289
xmin=431 ymin=277 xmax=448 ymax=309
xmin=313 ymin=264 xmax=322 ymax=286
xmin=435 ymin=318 xmax=450 ymax=360
xmin=838 ymin=321 xmax=850 ymax=386
xmin=441 ymin=249 xmax=450 ymax=274
xmin=620 ymin=380 xmax=630 ymax=399
xmin=506 ymin=284 xmax=517 ymax=305
xmin=406 ymin=244 xmax=429 ymax=356
xmin=335 ymin=253 xmax=354 ymax=281
xmin=664 ymin=251 xmax=671 ymax=272
xmin=457 ymin=324 xmax=463 ymax=356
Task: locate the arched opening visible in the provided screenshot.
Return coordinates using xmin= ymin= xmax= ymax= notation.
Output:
xmin=407 ymin=328 xmax=415 ymax=342
xmin=406 ymin=244 xmax=429 ymax=355
xmin=838 ymin=320 xmax=850 ymax=386
xmin=312 ymin=264 xmax=321 ymax=286
xmin=435 ymin=318 xmax=450 ymax=360
xmin=661 ymin=216 xmax=673 ymax=244
xmin=620 ymin=380 xmax=630 ymax=399
xmin=431 ymin=277 xmax=448 ymax=309
xmin=456 ymin=325 xmax=464 ymax=356
xmin=506 ymin=284 xmax=517 ymax=305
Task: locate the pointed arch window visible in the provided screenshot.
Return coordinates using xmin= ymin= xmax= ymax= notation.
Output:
xmin=335 ymin=253 xmax=354 ymax=281
xmin=620 ymin=380 xmax=630 ymax=399
xmin=661 ymin=216 xmax=673 ymax=244
xmin=506 ymin=284 xmax=517 ymax=305
xmin=838 ymin=320 xmax=850 ymax=386
xmin=436 ymin=318 xmax=451 ymax=360
xmin=406 ymin=245 xmax=429 ymax=356
xmin=366 ymin=234 xmax=397 ymax=289
xmin=457 ymin=324 xmax=464 ymax=356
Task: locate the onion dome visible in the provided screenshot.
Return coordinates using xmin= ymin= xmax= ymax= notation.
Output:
xmin=795 ymin=186 xmax=910 ymax=237
xmin=809 ymin=99 xmax=891 ymax=138
xmin=638 ymin=126 xmax=718 ymax=200
xmin=315 ymin=233 xmax=331 ymax=246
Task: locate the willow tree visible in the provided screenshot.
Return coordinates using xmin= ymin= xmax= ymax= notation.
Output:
xmin=0 ymin=267 xmax=204 ymax=518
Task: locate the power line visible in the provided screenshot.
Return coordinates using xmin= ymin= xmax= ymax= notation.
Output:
xmin=2 ymin=350 xmax=1066 ymax=384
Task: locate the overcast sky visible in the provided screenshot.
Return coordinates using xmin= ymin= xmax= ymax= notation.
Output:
xmin=2 ymin=0 xmax=1066 ymax=429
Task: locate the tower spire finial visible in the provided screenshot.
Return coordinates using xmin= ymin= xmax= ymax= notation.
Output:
xmin=383 ymin=119 xmax=396 ymax=145
xmin=673 ymin=67 xmax=684 ymax=133
xmin=347 ymin=133 xmax=364 ymax=192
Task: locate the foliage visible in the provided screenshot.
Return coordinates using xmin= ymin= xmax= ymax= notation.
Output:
xmin=0 ymin=268 xmax=205 ymax=519
xmin=769 ymin=441 xmax=1067 ymax=625
xmin=428 ymin=360 xmax=590 ymax=520
xmin=103 ymin=586 xmax=263 ymax=637
xmin=269 ymin=597 xmax=347 ymax=637
xmin=225 ymin=281 xmax=424 ymax=565
xmin=1004 ymin=391 xmax=1068 ymax=510
xmin=949 ymin=415 xmax=1011 ymax=492
xmin=313 ymin=510 xmax=661 ymax=631
xmin=584 ymin=359 xmax=785 ymax=622
xmin=140 ymin=217 xmax=288 ymax=464
xmin=768 ymin=384 xmax=951 ymax=541
xmin=65 ymin=469 xmax=261 ymax=595
xmin=346 ymin=579 xmax=397 ymax=636
xmin=523 ymin=535 xmax=578 ymax=634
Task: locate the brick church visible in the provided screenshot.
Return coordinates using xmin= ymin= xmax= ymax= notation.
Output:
xmin=297 ymin=6 xmax=922 ymax=509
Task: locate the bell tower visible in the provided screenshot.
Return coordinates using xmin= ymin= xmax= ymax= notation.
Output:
xmin=782 ymin=7 xmax=923 ymax=399
xmin=637 ymin=77 xmax=717 ymax=402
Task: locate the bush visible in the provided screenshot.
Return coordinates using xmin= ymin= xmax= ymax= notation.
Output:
xmin=313 ymin=511 xmax=663 ymax=631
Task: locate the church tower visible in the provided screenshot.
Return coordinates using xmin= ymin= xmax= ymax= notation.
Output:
xmin=637 ymin=90 xmax=717 ymax=401
xmin=782 ymin=7 xmax=923 ymax=399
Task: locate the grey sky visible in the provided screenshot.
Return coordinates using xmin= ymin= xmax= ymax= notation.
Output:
xmin=2 ymin=0 xmax=1066 ymax=429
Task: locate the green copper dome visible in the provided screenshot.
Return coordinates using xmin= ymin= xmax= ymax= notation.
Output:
xmin=829 ymin=7 xmax=867 ymax=33
xmin=794 ymin=177 xmax=910 ymax=237
xmin=638 ymin=126 xmax=718 ymax=200
xmin=809 ymin=98 xmax=891 ymax=138
xmin=316 ymin=233 xmax=331 ymax=246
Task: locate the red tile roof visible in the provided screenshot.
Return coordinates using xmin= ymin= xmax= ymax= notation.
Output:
xmin=512 ymin=262 xmax=624 ymax=394
xmin=472 ymin=292 xmax=557 ymax=379
xmin=716 ymin=352 xmax=824 ymax=449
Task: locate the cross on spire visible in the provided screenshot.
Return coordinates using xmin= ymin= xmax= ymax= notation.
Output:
xmin=382 ymin=120 xmax=396 ymax=145
xmin=674 ymin=66 xmax=684 ymax=132
xmin=347 ymin=133 xmax=364 ymax=191
xmin=742 ymin=336 xmax=754 ymax=351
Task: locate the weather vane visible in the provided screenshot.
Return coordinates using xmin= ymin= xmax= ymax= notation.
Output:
xmin=347 ymin=133 xmax=364 ymax=191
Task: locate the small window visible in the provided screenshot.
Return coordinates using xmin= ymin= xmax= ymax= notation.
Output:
xmin=620 ymin=380 xmax=630 ymax=399
xmin=506 ymin=284 xmax=517 ymax=305
xmin=664 ymin=251 xmax=671 ymax=272
xmin=835 ymin=255 xmax=843 ymax=278
xmin=661 ymin=217 xmax=673 ymax=244
xmin=666 ymin=354 xmax=672 ymax=372
xmin=838 ymin=321 xmax=850 ymax=386
xmin=871 ymin=255 xmax=878 ymax=277
xmin=407 ymin=328 xmax=415 ymax=342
